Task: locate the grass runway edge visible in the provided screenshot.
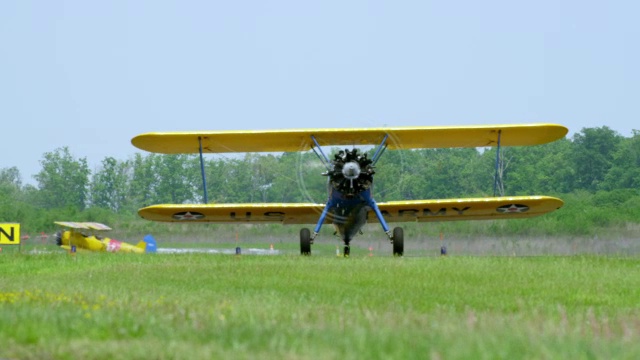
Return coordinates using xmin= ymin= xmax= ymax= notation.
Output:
xmin=1 ymin=251 xmax=640 ymax=359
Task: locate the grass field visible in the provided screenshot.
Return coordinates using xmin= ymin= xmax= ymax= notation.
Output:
xmin=1 ymin=247 xmax=640 ymax=359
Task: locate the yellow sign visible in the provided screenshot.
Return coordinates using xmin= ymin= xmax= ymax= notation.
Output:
xmin=0 ymin=223 xmax=20 ymax=245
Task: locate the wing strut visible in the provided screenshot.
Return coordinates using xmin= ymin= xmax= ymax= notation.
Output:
xmin=492 ymin=130 xmax=502 ymax=197
xmin=310 ymin=135 xmax=332 ymax=171
xmin=198 ymin=136 xmax=209 ymax=204
xmin=371 ymin=134 xmax=389 ymax=166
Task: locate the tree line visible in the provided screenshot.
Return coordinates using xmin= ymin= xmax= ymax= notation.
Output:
xmin=1 ymin=126 xmax=638 ymax=233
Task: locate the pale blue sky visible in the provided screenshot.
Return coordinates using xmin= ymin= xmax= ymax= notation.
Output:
xmin=1 ymin=1 xmax=638 ymax=185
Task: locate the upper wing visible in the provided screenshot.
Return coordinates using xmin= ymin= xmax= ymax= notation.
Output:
xmin=54 ymin=222 xmax=112 ymax=230
xmin=137 ymin=196 xmax=563 ymax=224
xmin=131 ymin=124 xmax=568 ymax=154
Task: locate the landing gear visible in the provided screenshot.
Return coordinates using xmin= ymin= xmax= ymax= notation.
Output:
xmin=392 ymin=227 xmax=404 ymax=256
xmin=300 ymin=228 xmax=311 ymax=255
xmin=343 ymin=244 xmax=350 ymax=257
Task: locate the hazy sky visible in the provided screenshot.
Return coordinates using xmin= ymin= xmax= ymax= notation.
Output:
xmin=2 ymin=1 xmax=638 ymax=185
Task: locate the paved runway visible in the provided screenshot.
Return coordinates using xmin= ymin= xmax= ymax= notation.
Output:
xmin=157 ymin=247 xmax=283 ymax=255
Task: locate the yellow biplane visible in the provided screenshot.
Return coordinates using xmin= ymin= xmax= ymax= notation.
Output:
xmin=132 ymin=124 xmax=567 ymax=256
xmin=54 ymin=222 xmax=157 ymax=254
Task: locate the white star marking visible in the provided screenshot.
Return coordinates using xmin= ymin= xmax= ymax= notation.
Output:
xmin=497 ymin=204 xmax=529 ymax=213
xmin=172 ymin=212 xmax=205 ymax=220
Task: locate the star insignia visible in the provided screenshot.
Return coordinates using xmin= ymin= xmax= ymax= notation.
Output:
xmin=496 ymin=204 xmax=529 ymax=213
xmin=172 ymin=211 xmax=205 ymax=220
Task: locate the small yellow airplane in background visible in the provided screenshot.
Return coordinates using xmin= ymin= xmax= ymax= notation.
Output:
xmin=131 ymin=123 xmax=568 ymax=257
xmin=54 ymin=222 xmax=157 ymax=254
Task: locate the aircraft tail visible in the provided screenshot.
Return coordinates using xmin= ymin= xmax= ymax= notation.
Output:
xmin=142 ymin=234 xmax=157 ymax=253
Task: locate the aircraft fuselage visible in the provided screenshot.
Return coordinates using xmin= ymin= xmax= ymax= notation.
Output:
xmin=328 ymin=186 xmax=372 ymax=242
xmin=56 ymin=230 xmax=149 ymax=254
xmin=318 ymin=148 xmax=390 ymax=246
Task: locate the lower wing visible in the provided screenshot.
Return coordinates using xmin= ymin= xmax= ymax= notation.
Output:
xmin=376 ymin=196 xmax=563 ymax=222
xmin=137 ymin=196 xmax=562 ymax=224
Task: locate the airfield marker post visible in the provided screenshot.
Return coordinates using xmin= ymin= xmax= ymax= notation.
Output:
xmin=235 ymin=232 xmax=241 ymax=256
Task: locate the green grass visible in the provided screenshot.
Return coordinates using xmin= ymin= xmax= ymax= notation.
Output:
xmin=1 ymin=251 xmax=640 ymax=359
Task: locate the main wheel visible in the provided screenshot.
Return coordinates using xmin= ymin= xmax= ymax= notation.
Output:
xmin=300 ymin=228 xmax=311 ymax=255
xmin=392 ymin=227 xmax=404 ymax=256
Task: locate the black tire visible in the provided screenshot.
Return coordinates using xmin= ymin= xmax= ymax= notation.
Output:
xmin=300 ymin=228 xmax=311 ymax=255
xmin=392 ymin=227 xmax=404 ymax=257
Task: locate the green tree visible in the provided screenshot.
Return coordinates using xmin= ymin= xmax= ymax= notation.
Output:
xmin=129 ymin=153 xmax=159 ymax=208
xmin=269 ymin=152 xmax=306 ymax=202
xmin=91 ymin=157 xmax=131 ymax=213
xmin=204 ymin=157 xmax=232 ymax=203
xmin=0 ymin=167 xmax=24 ymax=221
xmin=152 ymin=154 xmax=199 ymax=204
xmin=33 ymin=147 xmax=90 ymax=209
xmin=251 ymin=154 xmax=279 ymax=202
xmin=293 ymin=151 xmax=328 ymax=203
xmin=0 ymin=166 xmax=22 ymax=188
xmin=571 ymin=126 xmax=623 ymax=191
xmin=371 ymin=150 xmax=405 ymax=201
xmin=502 ymin=139 xmax=574 ymax=195
xmin=602 ymin=130 xmax=640 ymax=190
xmin=412 ymin=148 xmax=485 ymax=199
xmin=225 ymin=155 xmax=259 ymax=203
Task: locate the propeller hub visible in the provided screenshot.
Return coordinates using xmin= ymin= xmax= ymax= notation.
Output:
xmin=323 ymin=149 xmax=374 ymax=197
xmin=342 ymin=161 xmax=361 ymax=180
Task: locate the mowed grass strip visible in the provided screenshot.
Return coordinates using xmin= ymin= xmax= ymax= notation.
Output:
xmin=1 ymin=252 xmax=640 ymax=359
